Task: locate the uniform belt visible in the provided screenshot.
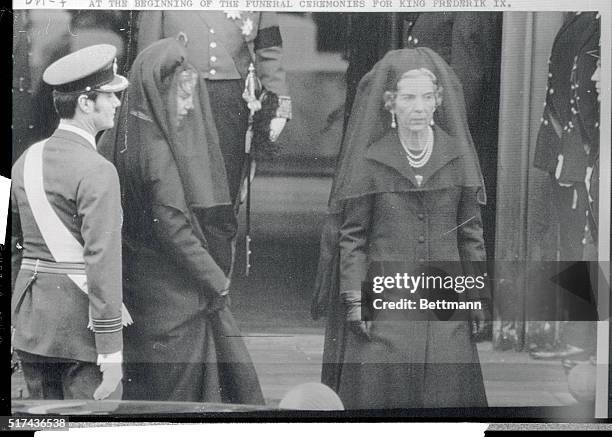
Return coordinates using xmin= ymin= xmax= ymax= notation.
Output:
xmin=21 ymin=258 xmax=86 ymax=275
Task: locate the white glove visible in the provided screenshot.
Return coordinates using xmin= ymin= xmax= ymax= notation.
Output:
xmin=93 ymin=350 xmax=123 ymax=400
xmin=269 ymin=117 xmax=287 ymax=142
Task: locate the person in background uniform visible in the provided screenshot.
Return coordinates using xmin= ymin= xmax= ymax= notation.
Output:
xmin=534 ymin=12 xmax=600 ymax=261
xmin=12 ymin=10 xmax=134 ymax=164
xmin=11 ymin=45 xmax=130 ymax=400
xmin=531 ymin=12 xmax=600 ymax=360
xmin=12 ymin=10 xmax=36 ymax=163
xmin=585 ymin=53 xmax=600 ymax=259
xmin=137 ymin=11 xmax=292 ymax=275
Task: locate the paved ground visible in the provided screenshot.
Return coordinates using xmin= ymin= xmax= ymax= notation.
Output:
xmin=242 ymin=334 xmax=577 ymax=407
xmin=12 ymin=335 xmax=578 ymax=409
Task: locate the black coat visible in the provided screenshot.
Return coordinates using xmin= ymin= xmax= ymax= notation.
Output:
xmin=322 ymin=128 xmax=488 ymax=409
xmin=109 ymin=122 xmax=263 ymax=404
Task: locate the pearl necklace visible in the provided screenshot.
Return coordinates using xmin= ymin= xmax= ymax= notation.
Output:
xmin=399 ymin=127 xmax=434 ymax=168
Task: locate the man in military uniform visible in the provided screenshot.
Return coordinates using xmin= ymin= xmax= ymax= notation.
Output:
xmin=585 ymin=53 xmax=601 ymax=259
xmin=11 ymin=45 xmax=130 ymax=400
xmin=531 ymin=12 xmax=600 ymax=360
xmin=534 ymin=12 xmax=600 ymax=261
xmin=137 ymin=11 xmax=291 ymax=275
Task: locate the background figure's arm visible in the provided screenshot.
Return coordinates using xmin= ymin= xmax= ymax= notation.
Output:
xmin=450 ymin=13 xmax=500 ymax=122
xmin=255 ymin=12 xmax=291 ymax=119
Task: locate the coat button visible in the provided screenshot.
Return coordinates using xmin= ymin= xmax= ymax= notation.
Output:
xmin=210 ymin=56 xmax=217 ymax=63
xmin=210 ymin=42 xmax=217 ymax=48
xmin=210 ymin=28 xmax=215 ymax=34
xmin=210 ymin=69 xmax=216 ymax=75
xmin=418 ymin=236 xmax=425 ymax=243
xmin=417 ymin=213 xmax=425 ymax=220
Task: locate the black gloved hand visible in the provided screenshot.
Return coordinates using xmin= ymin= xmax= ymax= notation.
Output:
xmin=341 ymin=290 xmax=371 ymax=341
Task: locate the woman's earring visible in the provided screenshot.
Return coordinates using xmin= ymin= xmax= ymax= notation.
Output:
xmin=391 ymin=112 xmax=397 ymax=129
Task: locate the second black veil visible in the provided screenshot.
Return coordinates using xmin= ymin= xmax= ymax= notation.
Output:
xmin=330 ymin=47 xmax=486 ymax=210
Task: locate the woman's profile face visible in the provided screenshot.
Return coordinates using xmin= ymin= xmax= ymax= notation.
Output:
xmin=176 ymin=72 xmax=197 ymax=126
xmin=394 ymin=73 xmax=436 ymax=132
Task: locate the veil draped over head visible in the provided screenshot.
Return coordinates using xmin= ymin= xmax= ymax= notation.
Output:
xmin=329 ymin=47 xmax=486 ymax=212
xmin=98 ymin=37 xmax=231 ymax=217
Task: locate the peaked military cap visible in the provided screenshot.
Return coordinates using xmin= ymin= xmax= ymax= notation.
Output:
xmin=43 ymin=44 xmax=128 ymax=94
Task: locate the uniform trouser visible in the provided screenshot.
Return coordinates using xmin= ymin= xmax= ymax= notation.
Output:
xmin=17 ymin=350 xmax=122 ymax=400
xmin=555 ymin=183 xmax=589 ymax=260
xmin=206 ymin=79 xmax=249 ymax=207
xmin=553 ymin=183 xmax=597 ymax=355
xmin=204 ymin=80 xmax=250 ymax=276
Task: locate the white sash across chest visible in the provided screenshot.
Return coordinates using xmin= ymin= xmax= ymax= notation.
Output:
xmin=23 ymin=140 xmax=132 ymax=327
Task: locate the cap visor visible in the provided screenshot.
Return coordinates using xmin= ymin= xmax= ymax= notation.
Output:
xmin=96 ymin=74 xmax=129 ymax=93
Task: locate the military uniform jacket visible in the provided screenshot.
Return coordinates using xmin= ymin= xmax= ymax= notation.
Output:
xmin=534 ymin=12 xmax=600 ymax=182
xmin=11 ymin=126 xmax=124 ymax=363
xmin=137 ymin=11 xmax=289 ymax=99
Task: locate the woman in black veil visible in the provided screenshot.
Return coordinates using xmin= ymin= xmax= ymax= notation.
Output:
xmin=99 ymin=37 xmax=263 ymax=404
xmin=313 ymin=48 xmax=488 ymax=409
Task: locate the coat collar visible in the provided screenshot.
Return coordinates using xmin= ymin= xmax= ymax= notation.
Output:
xmin=53 ymin=124 xmax=97 ymax=151
xmin=365 ymin=126 xmax=459 ymax=188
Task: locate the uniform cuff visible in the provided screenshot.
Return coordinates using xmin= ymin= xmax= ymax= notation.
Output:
xmin=97 ymin=350 xmax=123 ymax=365
xmin=95 ymin=330 xmax=123 ymax=355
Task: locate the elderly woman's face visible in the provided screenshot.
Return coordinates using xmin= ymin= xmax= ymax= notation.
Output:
xmin=394 ymin=74 xmax=436 ymax=132
xmin=176 ymin=73 xmax=196 ymax=126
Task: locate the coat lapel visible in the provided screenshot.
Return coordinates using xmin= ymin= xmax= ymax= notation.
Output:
xmin=365 ymin=127 xmax=459 ymax=189
xmin=365 ymin=131 xmax=420 ymax=187
xmin=418 ymin=126 xmax=459 ymax=187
